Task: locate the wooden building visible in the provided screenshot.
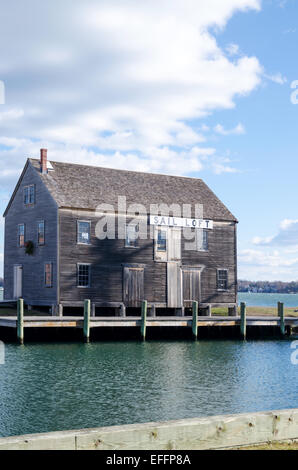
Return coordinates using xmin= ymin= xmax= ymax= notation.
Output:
xmin=3 ymin=149 xmax=238 ymax=316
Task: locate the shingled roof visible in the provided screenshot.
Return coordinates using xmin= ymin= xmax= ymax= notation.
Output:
xmin=27 ymin=158 xmax=237 ymax=221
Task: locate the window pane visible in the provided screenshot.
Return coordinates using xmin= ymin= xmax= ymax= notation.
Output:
xmin=29 ymin=185 xmax=35 ymax=204
xmin=125 ymin=224 xmax=138 ymax=247
xmin=78 ymin=264 xmax=90 ymax=287
xmin=157 ymin=228 xmax=167 ymax=252
xmin=78 ymin=221 xmax=91 ymax=244
xmin=24 ymin=187 xmax=29 ymax=205
xmin=197 ymin=229 xmax=208 ymax=251
xmin=45 ymin=263 xmax=52 ymax=287
xmin=217 ymin=270 xmax=228 ymax=290
xmin=18 ymin=224 xmax=25 ymax=247
xmin=38 ymin=221 xmax=45 ymax=245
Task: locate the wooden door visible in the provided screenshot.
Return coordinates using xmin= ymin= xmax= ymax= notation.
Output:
xmin=182 ymin=268 xmax=201 ymax=306
xmin=167 ymin=262 xmax=182 ymax=308
xmin=123 ymin=266 xmax=144 ymax=307
xmin=13 ymin=265 xmax=23 ymax=299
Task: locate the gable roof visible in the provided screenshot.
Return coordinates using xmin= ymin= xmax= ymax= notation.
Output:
xmin=13 ymin=158 xmax=237 ymax=221
xmin=3 ymin=159 xmax=31 ymax=217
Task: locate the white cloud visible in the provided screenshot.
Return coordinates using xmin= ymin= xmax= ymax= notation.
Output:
xmin=214 ymin=123 xmax=245 ymax=135
xmin=238 ymin=247 xmax=298 ymax=281
xmin=0 ymin=108 xmax=24 ymax=122
xmin=212 ymin=162 xmax=240 ymax=174
xmin=252 ymin=236 xmax=274 ymax=245
xmin=0 ymin=0 xmax=262 ymax=180
xmin=264 ymin=72 xmax=287 ymax=85
xmin=252 ymin=219 xmax=298 ymax=247
xmin=226 ymin=43 xmax=241 ymax=56
xmin=280 ymin=219 xmax=298 ymax=230
xmin=245 ymin=218 xmax=298 ymax=281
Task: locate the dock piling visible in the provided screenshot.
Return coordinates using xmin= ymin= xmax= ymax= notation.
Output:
xmin=278 ymin=302 xmax=286 ymax=336
xmin=83 ymin=300 xmax=91 ymax=343
xmin=17 ymin=298 xmax=24 ymax=344
xmin=141 ymin=300 xmax=147 ymax=341
xmin=240 ymin=302 xmax=246 ymax=339
xmin=192 ymin=301 xmax=198 ymax=339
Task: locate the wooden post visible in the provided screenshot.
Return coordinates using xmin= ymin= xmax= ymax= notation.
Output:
xmin=51 ymin=304 xmax=57 ymax=316
xmin=149 ymin=304 xmax=156 ymax=318
xmin=120 ymin=304 xmax=126 ymax=318
xmin=17 ymin=298 xmax=24 ymax=345
xmin=240 ymin=302 xmax=246 ymax=339
xmin=228 ymin=306 xmax=237 ymax=317
xmin=141 ymin=300 xmax=147 ymax=341
xmin=278 ymin=301 xmax=285 ymax=336
xmin=192 ymin=301 xmax=198 ymax=339
xmin=91 ymin=303 xmax=96 ymax=318
xmin=58 ymin=304 xmax=63 ymax=317
xmin=206 ymin=305 xmax=211 ymax=317
xmin=83 ymin=299 xmax=91 ymax=343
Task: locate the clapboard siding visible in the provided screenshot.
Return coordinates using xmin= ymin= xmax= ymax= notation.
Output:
xmin=182 ymin=222 xmax=237 ymax=303
xmin=59 ymin=210 xmax=168 ymax=303
xmin=59 ymin=210 xmax=236 ymax=305
xmin=4 ymin=163 xmax=58 ymax=304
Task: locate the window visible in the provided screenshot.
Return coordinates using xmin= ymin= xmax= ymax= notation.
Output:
xmin=154 ymin=226 xmax=181 ymax=262
xmin=38 ymin=221 xmax=45 ymax=245
xmin=125 ymin=223 xmax=139 ymax=248
xmin=77 ymin=264 xmax=91 ymax=287
xmin=24 ymin=185 xmax=35 ymax=205
xmin=77 ymin=221 xmax=91 ymax=244
xmin=157 ymin=228 xmax=167 ymax=252
xmin=197 ymin=229 xmax=208 ymax=252
xmin=18 ymin=224 xmax=25 ymax=247
xmin=44 ymin=263 xmax=53 ymax=288
xmin=217 ymin=269 xmax=228 ymax=290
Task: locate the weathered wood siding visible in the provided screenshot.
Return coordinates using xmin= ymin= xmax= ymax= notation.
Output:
xmin=4 ymin=163 xmax=58 ymax=305
xmin=182 ymin=221 xmax=237 ymax=304
xmin=59 ymin=210 xmax=167 ymax=304
xmin=59 ymin=210 xmax=237 ymax=305
xmin=123 ymin=266 xmax=145 ymax=307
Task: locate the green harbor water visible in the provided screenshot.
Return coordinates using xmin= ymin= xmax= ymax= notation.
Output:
xmin=0 ymin=339 xmax=297 ymax=438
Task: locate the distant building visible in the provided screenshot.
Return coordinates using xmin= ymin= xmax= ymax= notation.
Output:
xmin=3 ymin=149 xmax=238 ymax=316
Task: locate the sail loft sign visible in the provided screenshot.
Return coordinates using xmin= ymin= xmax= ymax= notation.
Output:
xmin=150 ymin=215 xmax=213 ymax=229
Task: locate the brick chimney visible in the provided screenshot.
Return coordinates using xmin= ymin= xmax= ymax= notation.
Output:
xmin=40 ymin=148 xmax=48 ymax=174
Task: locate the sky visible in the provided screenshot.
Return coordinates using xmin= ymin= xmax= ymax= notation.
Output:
xmin=0 ymin=0 xmax=298 ymax=281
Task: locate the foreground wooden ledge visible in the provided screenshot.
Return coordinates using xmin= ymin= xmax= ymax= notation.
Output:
xmin=0 ymin=408 xmax=297 ymax=450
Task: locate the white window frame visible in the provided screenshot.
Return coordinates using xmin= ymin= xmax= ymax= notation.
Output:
xmin=156 ymin=227 xmax=167 ymax=253
xmin=154 ymin=226 xmax=181 ymax=262
xmin=217 ymin=269 xmax=228 ymax=291
xmin=196 ymin=228 xmax=209 ymax=252
xmin=24 ymin=184 xmax=35 ymax=206
xmin=77 ymin=220 xmax=91 ymax=245
xmin=125 ymin=223 xmax=139 ymax=248
xmin=77 ymin=263 xmax=91 ymax=288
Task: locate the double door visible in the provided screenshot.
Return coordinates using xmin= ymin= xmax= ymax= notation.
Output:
xmin=167 ymin=264 xmax=201 ymax=308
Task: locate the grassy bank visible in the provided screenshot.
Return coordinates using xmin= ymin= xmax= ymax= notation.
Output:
xmin=212 ymin=306 xmax=298 ymax=317
xmin=0 ymin=307 xmax=45 ymax=317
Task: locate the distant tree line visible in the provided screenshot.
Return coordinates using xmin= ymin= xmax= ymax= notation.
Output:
xmin=238 ymin=280 xmax=298 ymax=294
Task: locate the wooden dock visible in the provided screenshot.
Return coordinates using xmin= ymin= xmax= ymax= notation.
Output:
xmin=0 ymin=298 xmax=297 ymax=343
xmin=1 ymin=315 xmax=298 ymax=329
